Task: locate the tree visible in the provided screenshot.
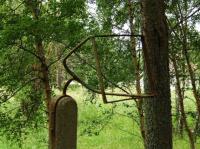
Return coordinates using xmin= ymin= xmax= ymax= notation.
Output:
xmin=141 ymin=0 xmax=172 ymax=148
xmin=167 ymin=0 xmax=200 ymax=146
xmin=0 ymin=0 xmax=86 ymax=145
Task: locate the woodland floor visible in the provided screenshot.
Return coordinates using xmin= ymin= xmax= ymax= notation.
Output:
xmin=0 ymin=86 xmax=200 ymax=149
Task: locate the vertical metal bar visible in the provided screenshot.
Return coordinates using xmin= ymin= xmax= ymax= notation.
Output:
xmin=92 ymin=37 xmax=107 ymax=103
xmin=50 ymin=96 xmax=77 ymax=149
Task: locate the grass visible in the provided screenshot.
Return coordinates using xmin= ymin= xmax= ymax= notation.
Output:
xmin=1 ymin=86 xmax=200 ymax=149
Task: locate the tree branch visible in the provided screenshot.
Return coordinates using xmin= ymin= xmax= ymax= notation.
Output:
xmin=0 ymin=78 xmax=40 ymax=106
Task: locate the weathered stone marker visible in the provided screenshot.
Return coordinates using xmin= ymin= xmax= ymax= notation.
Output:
xmin=50 ymin=95 xmax=77 ymax=149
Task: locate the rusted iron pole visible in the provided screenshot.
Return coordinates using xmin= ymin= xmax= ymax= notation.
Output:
xmin=92 ymin=37 xmax=107 ymax=103
xmin=50 ymin=96 xmax=77 ymax=149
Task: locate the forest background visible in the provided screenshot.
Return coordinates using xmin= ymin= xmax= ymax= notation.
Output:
xmin=0 ymin=0 xmax=200 ymax=149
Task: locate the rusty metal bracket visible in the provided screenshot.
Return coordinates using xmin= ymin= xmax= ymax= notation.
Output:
xmin=92 ymin=37 xmax=107 ymax=103
xmin=62 ymin=34 xmax=155 ymax=103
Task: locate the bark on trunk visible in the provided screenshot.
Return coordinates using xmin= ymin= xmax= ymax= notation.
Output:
xmin=175 ymin=84 xmax=183 ymax=136
xmin=142 ymin=0 xmax=172 ymax=148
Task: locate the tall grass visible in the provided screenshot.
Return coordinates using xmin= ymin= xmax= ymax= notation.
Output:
xmin=0 ymin=86 xmax=200 ymax=149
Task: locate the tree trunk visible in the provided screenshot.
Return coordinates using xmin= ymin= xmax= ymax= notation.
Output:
xmin=184 ymin=41 xmax=200 ymax=141
xmin=127 ymin=0 xmax=145 ymax=143
xmin=141 ymin=0 xmax=172 ymax=149
xmin=181 ymin=14 xmax=200 ymax=141
xmin=25 ymin=0 xmax=52 ymax=147
xmin=176 ymin=0 xmax=200 ymax=140
xmin=175 ymin=84 xmax=183 ymax=136
xmin=56 ymin=47 xmax=63 ymax=91
xmin=172 ymin=57 xmax=195 ymax=149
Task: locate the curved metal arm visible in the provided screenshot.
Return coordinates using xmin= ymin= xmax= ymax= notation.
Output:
xmin=62 ymin=34 xmax=155 ymax=103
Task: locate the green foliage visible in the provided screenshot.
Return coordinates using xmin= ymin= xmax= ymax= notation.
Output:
xmin=79 ymin=95 xmax=115 ymax=136
xmin=0 ymin=86 xmax=47 ymax=145
xmin=0 ymin=0 xmax=199 ymax=147
xmin=1 ymin=87 xmax=200 ymax=148
xmin=67 ymin=36 xmax=136 ymax=91
xmin=0 ymin=0 xmax=87 ymax=144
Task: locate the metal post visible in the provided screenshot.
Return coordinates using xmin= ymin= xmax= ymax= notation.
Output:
xmin=92 ymin=37 xmax=107 ymax=103
xmin=50 ymin=95 xmax=77 ymax=149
